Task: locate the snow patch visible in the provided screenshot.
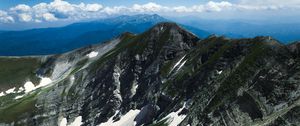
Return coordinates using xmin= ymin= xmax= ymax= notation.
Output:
xmin=23 ymin=77 xmax=52 ymax=93
xmin=0 ymin=92 xmax=5 ymax=97
xmin=17 ymin=87 xmax=25 ymax=93
xmin=87 ymin=51 xmax=99 ymax=58
xmin=217 ymin=70 xmax=223 ymax=74
xmin=24 ymin=81 xmax=35 ymax=93
xmin=176 ymin=60 xmax=187 ymax=72
xmin=134 ymin=85 xmax=139 ymax=92
xmin=5 ymin=87 xmax=16 ymax=94
xmin=14 ymin=95 xmax=24 ymax=99
xmin=160 ymin=26 xmax=164 ymax=31
xmin=169 ymin=55 xmax=187 ymax=74
xmin=130 ymin=84 xmax=139 ymax=98
xmin=69 ymin=116 xmax=83 ymax=126
xmin=59 ymin=118 xmax=67 ymax=126
xmin=39 ymin=77 xmax=52 ymax=86
xmin=161 ymin=102 xmax=187 ymax=126
xmin=70 ymin=75 xmax=75 ymax=84
xmin=99 ymin=109 xmax=140 ymax=126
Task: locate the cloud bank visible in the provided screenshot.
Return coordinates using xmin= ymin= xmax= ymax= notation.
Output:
xmin=0 ymin=0 xmax=298 ymax=23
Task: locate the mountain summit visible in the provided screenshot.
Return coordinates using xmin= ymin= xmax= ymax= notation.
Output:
xmin=0 ymin=22 xmax=299 ymax=126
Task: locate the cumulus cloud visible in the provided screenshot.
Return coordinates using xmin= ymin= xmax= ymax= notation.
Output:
xmin=84 ymin=4 xmax=103 ymax=12
xmin=0 ymin=0 xmax=299 ymax=23
xmin=42 ymin=13 xmax=58 ymax=21
xmin=0 ymin=10 xmax=14 ymax=23
xmin=132 ymin=2 xmax=165 ymax=12
xmin=10 ymin=4 xmax=31 ymax=12
xmin=18 ymin=13 xmax=32 ymax=22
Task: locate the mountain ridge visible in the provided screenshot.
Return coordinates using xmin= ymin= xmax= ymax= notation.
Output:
xmin=0 ymin=22 xmax=299 ymax=126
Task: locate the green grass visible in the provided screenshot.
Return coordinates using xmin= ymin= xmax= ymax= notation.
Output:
xmin=162 ymin=38 xmax=231 ymax=97
xmin=0 ymin=92 xmax=38 ymax=123
xmin=204 ymin=42 xmax=268 ymax=113
xmin=0 ymin=57 xmax=41 ymax=91
xmin=160 ymin=60 xmax=174 ymax=77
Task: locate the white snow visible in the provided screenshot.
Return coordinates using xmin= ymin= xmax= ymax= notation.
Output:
xmin=99 ymin=109 xmax=141 ymax=126
xmin=87 ymin=51 xmax=99 ymax=58
xmin=70 ymin=75 xmax=75 ymax=85
xmin=161 ymin=102 xmax=187 ymax=126
xmin=169 ymin=55 xmax=186 ymax=74
xmin=176 ymin=60 xmax=187 ymax=72
xmin=0 ymin=92 xmax=4 ymax=97
xmin=130 ymin=78 xmax=139 ymax=98
xmin=14 ymin=95 xmax=24 ymax=99
xmin=5 ymin=87 xmax=16 ymax=94
xmin=17 ymin=87 xmax=25 ymax=93
xmin=69 ymin=116 xmax=83 ymax=126
xmin=160 ymin=26 xmax=164 ymax=31
xmin=23 ymin=77 xmax=53 ymax=93
xmin=39 ymin=77 xmax=52 ymax=86
xmin=217 ymin=70 xmax=223 ymax=74
xmin=134 ymin=85 xmax=138 ymax=91
xmin=59 ymin=118 xmax=68 ymax=126
xmin=24 ymin=81 xmax=35 ymax=93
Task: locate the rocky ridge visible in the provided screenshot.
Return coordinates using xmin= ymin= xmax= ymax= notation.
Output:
xmin=0 ymin=22 xmax=299 ymax=126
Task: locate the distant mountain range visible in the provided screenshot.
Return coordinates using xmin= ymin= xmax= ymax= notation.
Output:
xmin=0 ymin=14 xmax=210 ymax=56
xmin=175 ymin=18 xmax=300 ymax=43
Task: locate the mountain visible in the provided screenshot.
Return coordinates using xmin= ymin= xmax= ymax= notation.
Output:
xmin=176 ymin=18 xmax=300 ymax=43
xmin=0 ymin=14 xmax=209 ymax=56
xmin=0 ymin=22 xmax=299 ymax=126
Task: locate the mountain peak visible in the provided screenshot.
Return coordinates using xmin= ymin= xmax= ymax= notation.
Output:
xmin=153 ymin=22 xmax=180 ymax=29
xmin=149 ymin=22 xmax=198 ymax=38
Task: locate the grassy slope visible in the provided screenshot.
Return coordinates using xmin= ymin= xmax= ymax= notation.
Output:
xmin=0 ymin=57 xmax=42 ymax=92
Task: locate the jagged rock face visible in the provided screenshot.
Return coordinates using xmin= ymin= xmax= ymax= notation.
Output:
xmin=0 ymin=22 xmax=300 ymax=126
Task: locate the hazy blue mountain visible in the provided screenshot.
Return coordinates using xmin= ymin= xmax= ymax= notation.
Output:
xmin=0 ymin=14 xmax=210 ymax=56
xmin=174 ymin=18 xmax=300 ymax=43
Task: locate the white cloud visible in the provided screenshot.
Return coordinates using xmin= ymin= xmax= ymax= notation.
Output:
xmin=0 ymin=10 xmax=14 ymax=23
xmin=85 ymin=4 xmax=103 ymax=12
xmin=42 ymin=13 xmax=58 ymax=21
xmin=1 ymin=0 xmax=300 ymax=23
xmin=205 ymin=1 xmax=233 ymax=12
xmin=18 ymin=13 xmax=32 ymax=22
xmin=132 ymin=2 xmax=164 ymax=12
xmin=49 ymin=0 xmax=76 ymax=14
xmin=10 ymin=4 xmax=31 ymax=12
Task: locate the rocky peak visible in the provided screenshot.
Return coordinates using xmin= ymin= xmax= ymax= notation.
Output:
xmin=132 ymin=22 xmax=200 ymax=61
xmin=144 ymin=22 xmax=199 ymax=46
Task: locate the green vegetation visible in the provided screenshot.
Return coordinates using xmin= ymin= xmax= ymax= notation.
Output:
xmin=0 ymin=57 xmax=42 ymax=91
xmin=160 ymin=60 xmax=174 ymax=77
xmin=0 ymin=92 xmax=38 ymax=123
xmin=205 ymin=42 xmax=268 ymax=113
xmin=162 ymin=38 xmax=231 ymax=96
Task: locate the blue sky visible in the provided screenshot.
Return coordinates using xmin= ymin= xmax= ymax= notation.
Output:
xmin=0 ymin=0 xmax=300 ymax=30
